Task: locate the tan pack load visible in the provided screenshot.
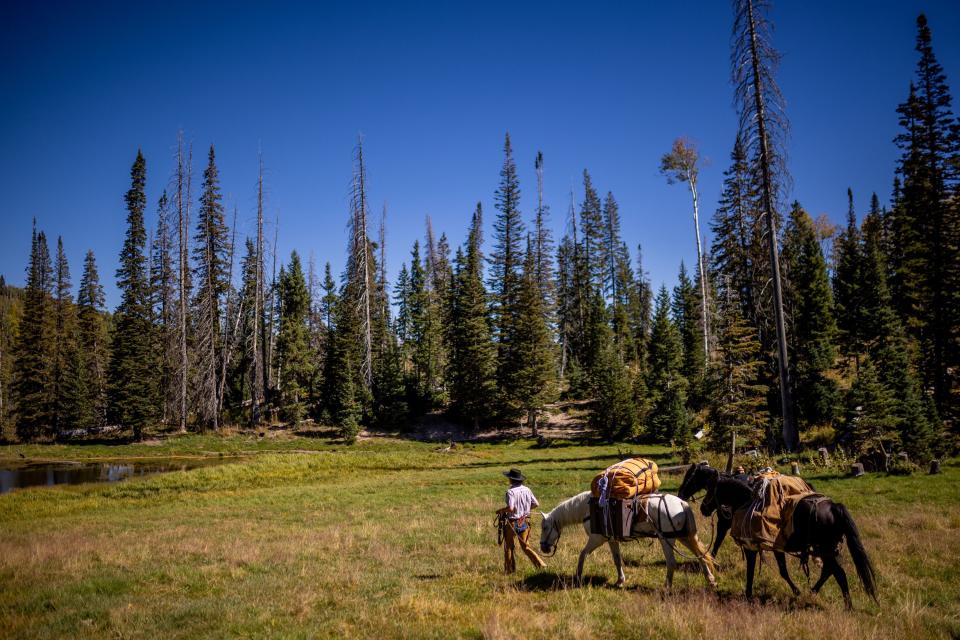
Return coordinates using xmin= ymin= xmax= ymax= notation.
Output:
xmin=590 ymin=458 xmax=661 ymax=500
xmin=731 ymin=469 xmax=816 ymax=551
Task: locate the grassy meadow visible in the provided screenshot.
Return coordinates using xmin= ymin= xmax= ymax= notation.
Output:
xmin=1 ymin=434 xmax=958 ymax=639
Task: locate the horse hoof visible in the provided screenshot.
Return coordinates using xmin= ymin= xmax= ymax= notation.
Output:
xmin=614 ymin=581 xmax=625 ymax=589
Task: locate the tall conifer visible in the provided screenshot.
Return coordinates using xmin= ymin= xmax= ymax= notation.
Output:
xmin=108 ymin=151 xmax=155 ymax=439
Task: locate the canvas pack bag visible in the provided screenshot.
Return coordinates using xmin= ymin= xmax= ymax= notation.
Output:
xmin=590 ymin=458 xmax=661 ymax=500
xmin=732 ymin=470 xmax=816 ymax=551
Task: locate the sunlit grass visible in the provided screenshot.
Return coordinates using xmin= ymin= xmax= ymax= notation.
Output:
xmin=0 ymin=436 xmax=957 ymax=638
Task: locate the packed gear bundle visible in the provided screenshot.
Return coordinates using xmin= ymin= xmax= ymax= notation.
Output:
xmin=590 ymin=458 xmax=661 ymax=499
xmin=730 ymin=468 xmax=817 ymax=551
xmin=588 ymin=459 xmax=661 ymax=540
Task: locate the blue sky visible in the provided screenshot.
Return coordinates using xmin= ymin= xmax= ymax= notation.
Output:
xmin=2 ymin=1 xmax=959 ymax=308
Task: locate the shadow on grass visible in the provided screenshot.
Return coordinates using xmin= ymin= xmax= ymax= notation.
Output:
xmin=517 ymin=571 xmax=611 ymax=591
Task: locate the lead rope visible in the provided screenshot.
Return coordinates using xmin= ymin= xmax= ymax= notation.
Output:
xmin=495 ymin=512 xmax=508 ymax=546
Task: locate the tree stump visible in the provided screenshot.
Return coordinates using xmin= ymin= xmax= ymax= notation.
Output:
xmin=790 ymin=461 xmax=800 ymax=475
xmin=929 ymin=459 xmax=941 ymax=475
xmin=850 ymin=463 xmax=865 ymax=477
xmin=897 ymin=451 xmax=910 ymax=463
xmin=817 ymin=447 xmax=830 ymax=465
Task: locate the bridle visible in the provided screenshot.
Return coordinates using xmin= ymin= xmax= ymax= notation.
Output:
xmin=540 ymin=518 xmax=561 ymax=557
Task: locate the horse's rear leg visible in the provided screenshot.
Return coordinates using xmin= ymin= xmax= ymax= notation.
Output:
xmin=608 ymin=539 xmax=626 ymax=588
xmin=813 ymin=555 xmax=853 ymax=609
xmin=775 ymin=552 xmax=800 ymax=596
xmin=679 ymin=533 xmax=717 ymax=589
xmin=744 ymin=549 xmax=758 ymax=599
xmin=811 ymin=556 xmax=834 ymax=594
xmin=659 ymin=537 xmax=677 ymax=592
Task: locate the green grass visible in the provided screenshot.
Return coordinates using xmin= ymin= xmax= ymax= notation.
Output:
xmin=1 ymin=434 xmax=958 ymax=639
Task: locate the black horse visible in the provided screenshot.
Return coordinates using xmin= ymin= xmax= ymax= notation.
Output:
xmin=678 ymin=464 xmax=736 ymax=558
xmin=678 ymin=462 xmax=878 ymax=609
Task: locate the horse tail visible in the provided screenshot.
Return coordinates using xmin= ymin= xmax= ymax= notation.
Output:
xmin=834 ymin=502 xmax=878 ymax=603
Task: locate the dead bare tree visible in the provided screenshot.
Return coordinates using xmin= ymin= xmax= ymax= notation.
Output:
xmin=660 ymin=137 xmax=710 ymax=361
xmin=350 ymin=139 xmax=373 ymax=390
xmin=378 ymin=203 xmax=389 ymax=346
xmin=266 ymin=214 xmax=279 ymax=405
xmin=250 ymin=152 xmax=266 ymax=426
xmin=175 ymin=132 xmax=192 ymax=434
xmin=732 ymin=0 xmax=797 ymax=450
xmin=217 ymin=206 xmax=240 ymax=418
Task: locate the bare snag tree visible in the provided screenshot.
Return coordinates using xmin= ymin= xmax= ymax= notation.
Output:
xmin=732 ymin=0 xmax=798 ymax=450
xmin=660 ymin=137 xmax=709 ymax=362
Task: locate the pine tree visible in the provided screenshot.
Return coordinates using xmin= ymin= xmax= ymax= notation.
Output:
xmin=407 ymin=240 xmax=442 ymax=411
xmin=325 ymin=294 xmax=362 ymax=441
xmin=711 ymin=135 xmax=755 ymax=323
xmin=108 ymin=152 xmax=156 ymax=439
xmin=77 ymin=250 xmax=108 ymax=428
xmin=503 ymin=236 xmax=556 ymax=434
xmin=0 ymin=277 xmax=21 ymax=435
xmin=891 ymin=14 xmax=960 ymax=422
xmin=533 ymin=151 xmax=556 ymax=317
xmin=579 ymin=170 xmax=605 ymax=290
xmin=708 ymin=301 xmax=768 ymax=450
xmin=191 ymin=145 xmax=230 ymax=430
xmin=843 ymin=360 xmax=899 ymax=458
xmin=833 ymin=188 xmax=863 ymax=368
xmin=14 ymin=224 xmax=56 ymax=440
xmin=489 ymin=134 xmax=526 ymax=405
xmin=276 ymin=252 xmax=313 ymax=423
xmin=646 ymin=286 xmax=689 ymax=445
xmin=51 ymin=237 xmax=83 ymax=433
xmin=393 ymin=263 xmax=411 ymax=346
xmin=672 ymin=263 xmax=706 ymax=406
xmin=610 ymin=241 xmax=636 ymax=363
xmin=860 ymin=209 xmax=936 ymax=458
xmin=783 ymin=202 xmax=839 ymax=427
xmin=447 ymin=204 xmax=496 ymax=429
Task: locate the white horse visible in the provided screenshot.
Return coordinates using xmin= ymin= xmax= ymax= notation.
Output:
xmin=539 ymin=491 xmax=717 ymax=590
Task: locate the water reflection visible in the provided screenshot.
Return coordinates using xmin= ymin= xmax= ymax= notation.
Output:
xmin=0 ymin=459 xmax=223 ymax=494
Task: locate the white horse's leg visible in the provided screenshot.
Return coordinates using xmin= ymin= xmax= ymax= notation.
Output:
xmin=576 ymin=534 xmax=608 ymax=587
xmin=608 ymin=539 xmax=626 ymax=587
xmin=679 ymin=533 xmax=718 ymax=589
xmin=659 ymin=537 xmax=676 ymax=591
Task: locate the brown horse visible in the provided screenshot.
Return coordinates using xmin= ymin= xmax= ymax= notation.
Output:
xmin=679 ymin=463 xmax=878 ymax=609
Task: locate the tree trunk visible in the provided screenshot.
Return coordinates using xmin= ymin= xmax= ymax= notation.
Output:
xmin=689 ymin=178 xmax=710 ymax=361
xmin=747 ymin=0 xmax=798 ymax=451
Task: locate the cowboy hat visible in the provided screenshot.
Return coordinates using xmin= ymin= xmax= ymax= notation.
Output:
xmin=503 ymin=468 xmax=526 ymax=482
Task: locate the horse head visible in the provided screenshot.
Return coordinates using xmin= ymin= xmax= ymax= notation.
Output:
xmin=700 ymin=472 xmax=720 ymax=517
xmin=539 ymin=510 xmax=560 ymax=556
xmin=678 ymin=461 xmax=715 ymax=500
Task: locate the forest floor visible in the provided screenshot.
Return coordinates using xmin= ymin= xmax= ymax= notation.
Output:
xmin=0 ymin=433 xmax=958 ymax=639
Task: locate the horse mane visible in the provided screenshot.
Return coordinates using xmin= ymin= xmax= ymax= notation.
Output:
xmin=543 ymin=491 xmax=591 ymax=528
xmin=714 ymin=473 xmax=755 ymax=508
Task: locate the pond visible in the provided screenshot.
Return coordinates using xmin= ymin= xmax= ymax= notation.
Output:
xmin=0 ymin=458 xmax=232 ymax=494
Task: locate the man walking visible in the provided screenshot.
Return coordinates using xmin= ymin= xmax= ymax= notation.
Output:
xmin=497 ymin=468 xmax=546 ymax=573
